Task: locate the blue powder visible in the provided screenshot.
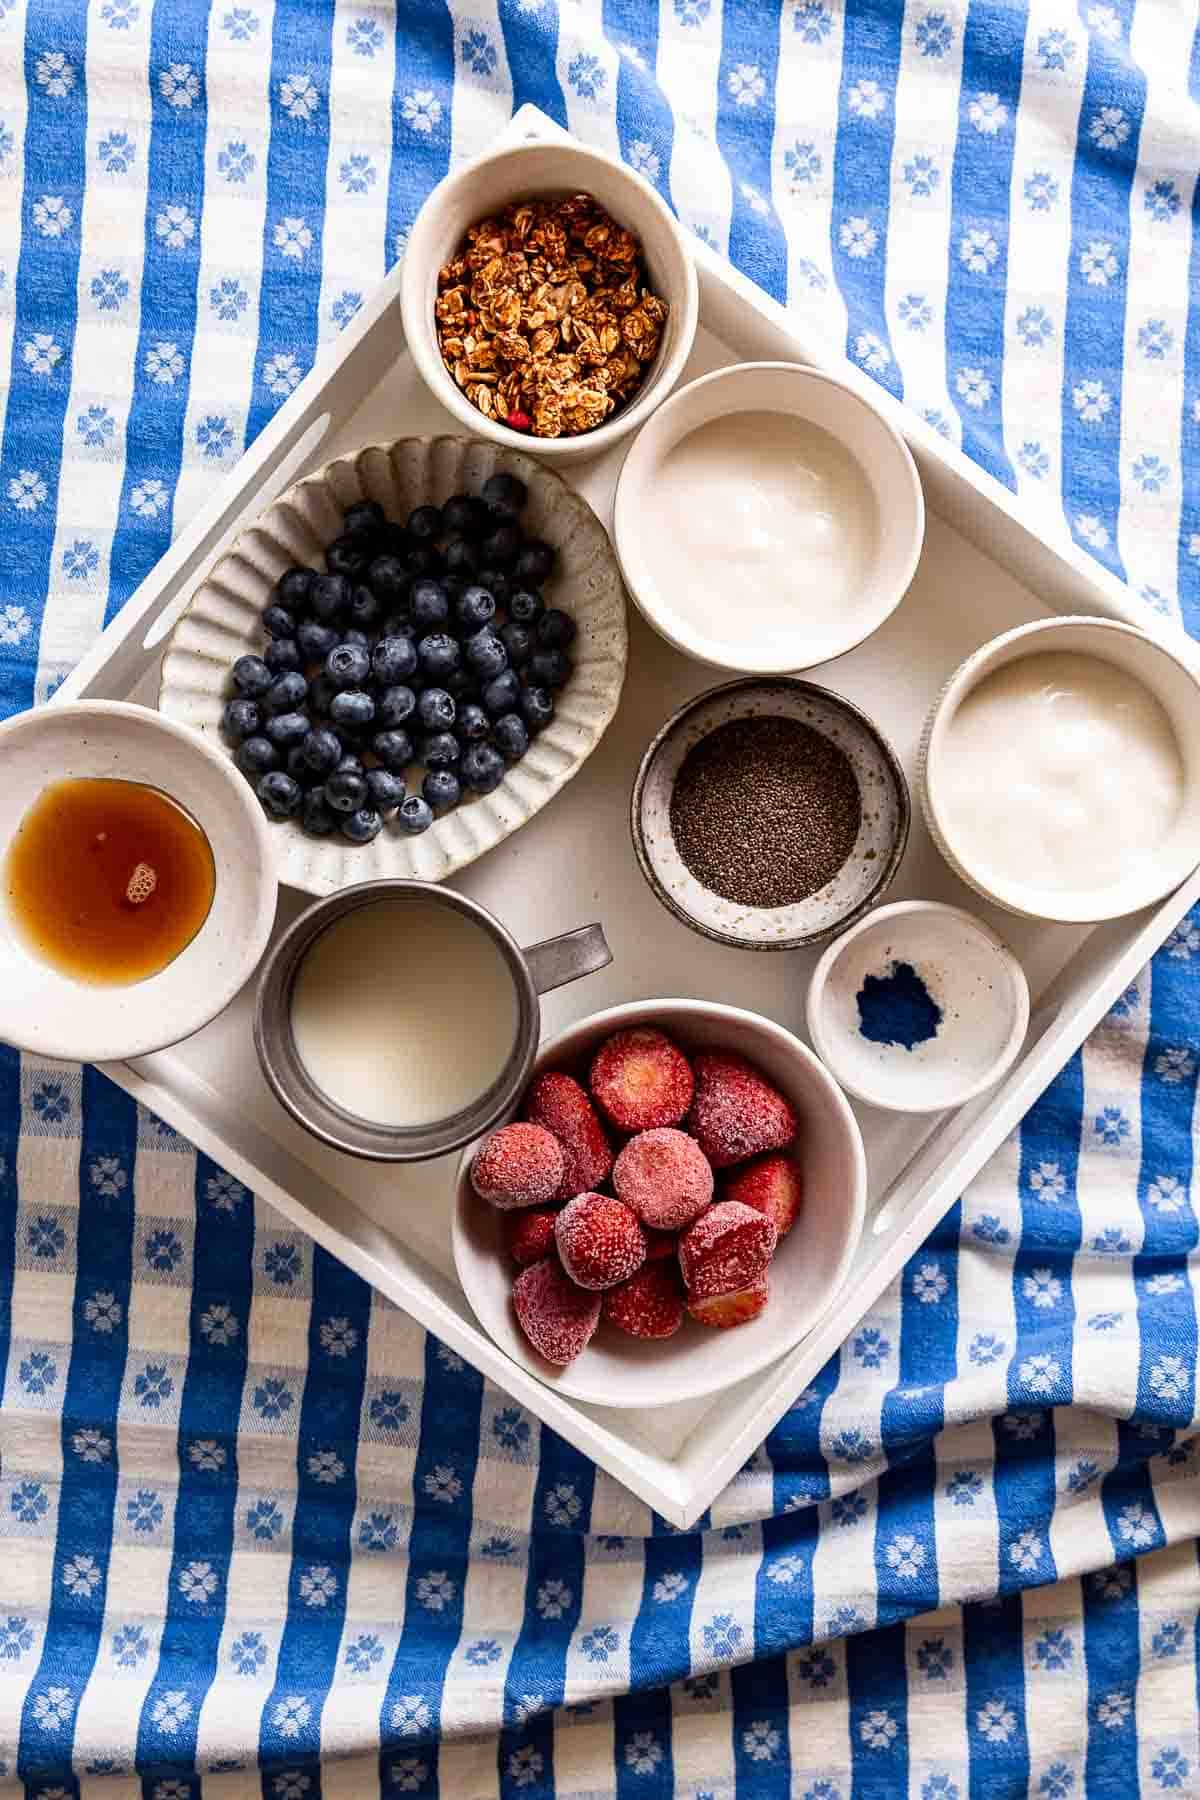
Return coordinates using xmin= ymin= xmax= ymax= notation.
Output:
xmin=856 ymin=960 xmax=942 ymax=1051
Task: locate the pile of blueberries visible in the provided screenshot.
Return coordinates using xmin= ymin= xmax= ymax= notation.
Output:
xmin=221 ymin=471 xmax=575 ymax=844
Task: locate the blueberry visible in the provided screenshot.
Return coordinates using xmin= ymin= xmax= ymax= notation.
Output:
xmin=445 ymin=667 xmax=481 ymax=703
xmin=342 ymin=628 xmax=370 ymax=649
xmin=475 ymin=567 xmax=511 ymax=607
xmin=482 ymin=669 xmax=521 ymax=717
xmin=508 ymin=587 xmax=544 ymax=626
xmin=308 ymin=672 xmax=338 ymax=717
xmin=301 ymin=788 xmax=338 ymax=836
xmin=257 ymin=771 xmax=303 ymax=818
xmin=418 ymin=687 xmax=456 ymax=731
xmin=372 ymin=635 xmax=418 ymax=686
xmin=325 ymin=766 xmax=368 ymax=813
xmin=264 ymin=710 xmax=310 ymax=750
xmin=326 ymin=535 xmax=369 ymax=580
xmin=461 ymin=742 xmax=506 ymax=794
xmin=423 ymin=768 xmax=461 ymax=810
xmin=366 ymin=768 xmax=405 ymax=813
xmin=464 ymin=627 xmax=507 ymax=679
xmin=264 ymin=670 xmax=308 ymax=713
xmin=441 ymin=573 xmax=466 ymax=602
xmin=456 ymin=584 xmax=496 ymax=631
xmin=536 ymin=608 xmax=577 ymax=650
xmin=531 ymin=647 xmax=572 ymax=688
xmin=513 ymin=540 xmax=555 ymax=587
xmin=330 ymin=689 xmax=376 ymax=732
xmin=442 ymin=493 xmax=489 ymax=538
xmin=300 ymin=727 xmax=342 ymax=775
xmin=232 ymin=653 xmax=274 ymax=697
xmin=398 ymin=795 xmax=434 ymax=836
xmin=349 ymin=583 xmax=382 ymax=630
xmin=380 ymin=521 xmax=411 ymax=557
xmin=407 ymin=503 xmax=443 ymax=541
xmin=276 ymin=567 xmax=314 ymax=611
xmin=237 ymin=735 xmax=278 ymax=776
xmin=457 ymin=702 xmax=490 ymax=743
xmin=493 ymin=712 xmax=530 ymax=761
xmin=262 ymin=602 xmax=296 ymax=640
xmin=499 ymin=622 xmax=533 ymax=669
xmin=480 ymin=521 xmax=521 ymax=568
xmin=296 ymin=619 xmax=340 ymax=662
xmin=371 ymin=729 xmax=414 ymax=772
xmin=418 ymin=632 xmax=461 ymax=680
xmin=286 ymin=746 xmax=322 ymax=787
xmin=443 ymin=537 xmax=479 ymax=577
xmin=343 ymin=499 xmax=385 ymax=538
xmin=482 ymin=470 xmax=527 ymax=515
xmin=341 ymin=806 xmax=383 ymax=845
xmin=410 ymin=578 xmax=449 ymax=628
xmin=407 ymin=545 xmax=442 ymax=578
xmin=421 ymin=731 xmax=461 ymax=769
xmin=377 ymin=684 xmax=417 ymax=730
xmin=520 ymin=685 xmax=555 ymax=732
xmin=310 ymin=572 xmax=351 ymax=625
xmin=334 ymin=753 xmax=364 ymax=779
xmin=381 ymin=613 xmax=414 ymax=641
xmin=222 ymin=697 xmax=261 ymax=741
xmin=326 ymin=641 xmax=371 ymax=688
xmin=366 ymin=555 xmax=409 ymax=605
xmin=264 ymin=637 xmax=303 ymax=676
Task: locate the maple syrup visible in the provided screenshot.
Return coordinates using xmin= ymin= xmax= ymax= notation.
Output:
xmin=5 ymin=778 xmax=216 ymax=985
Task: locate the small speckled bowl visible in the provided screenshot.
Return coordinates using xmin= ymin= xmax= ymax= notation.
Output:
xmin=631 ymin=678 xmax=910 ymax=950
xmin=806 ymin=900 xmax=1030 ymax=1112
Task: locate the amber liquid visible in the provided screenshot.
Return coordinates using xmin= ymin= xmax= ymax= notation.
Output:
xmin=5 ymin=778 xmax=216 ymax=986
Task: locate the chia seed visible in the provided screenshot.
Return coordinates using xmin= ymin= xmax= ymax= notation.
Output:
xmin=669 ymin=714 xmax=861 ymax=909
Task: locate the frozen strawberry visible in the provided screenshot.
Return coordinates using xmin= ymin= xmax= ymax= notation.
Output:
xmin=644 ymin=1227 xmax=680 ymax=1262
xmin=679 ymin=1200 xmax=777 ymax=1300
xmin=503 ymin=1206 xmax=559 ymax=1267
xmin=555 ymin=1191 xmax=646 ymax=1290
xmin=524 ymin=1071 xmax=612 ymax=1199
xmin=687 ymin=1050 xmax=797 ymax=1169
xmin=613 ymin=1127 xmax=713 ymax=1231
xmin=602 ymin=1260 xmax=686 ymax=1339
xmin=589 ymin=1027 xmax=694 ymax=1132
xmin=689 ymin=1273 xmax=769 ymax=1329
xmin=471 ymin=1122 xmax=565 ymax=1209
xmin=723 ymin=1153 xmax=803 ymax=1239
xmin=513 ymin=1256 xmax=601 ymax=1365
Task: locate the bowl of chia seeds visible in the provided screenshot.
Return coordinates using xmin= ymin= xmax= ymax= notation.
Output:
xmin=631 ymin=677 xmax=910 ymax=951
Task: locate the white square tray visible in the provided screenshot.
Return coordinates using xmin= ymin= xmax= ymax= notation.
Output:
xmin=57 ymin=108 xmax=1200 ymax=1527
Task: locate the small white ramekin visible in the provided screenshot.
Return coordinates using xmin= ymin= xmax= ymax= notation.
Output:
xmin=612 ymin=361 xmax=925 ymax=672
xmin=399 ymin=139 xmax=698 ymax=465
xmin=920 ymin=616 xmax=1200 ymax=923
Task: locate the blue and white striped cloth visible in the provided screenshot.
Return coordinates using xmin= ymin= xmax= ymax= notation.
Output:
xmin=2 ymin=2 xmax=1200 ymax=1794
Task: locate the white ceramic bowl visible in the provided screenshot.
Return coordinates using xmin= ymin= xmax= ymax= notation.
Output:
xmin=451 ymin=998 xmax=867 ymax=1409
xmin=920 ymin=616 xmax=1200 ymax=923
xmin=399 ymin=139 xmax=698 ymax=465
xmin=613 ymin=361 xmax=924 ymax=672
xmin=159 ymin=436 xmax=628 ymax=897
xmin=0 ymin=701 xmax=277 ymax=1062
xmin=806 ymin=901 xmax=1029 ymax=1113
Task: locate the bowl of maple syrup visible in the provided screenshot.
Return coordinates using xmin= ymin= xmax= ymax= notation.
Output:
xmin=0 ymin=700 xmax=277 ymax=1061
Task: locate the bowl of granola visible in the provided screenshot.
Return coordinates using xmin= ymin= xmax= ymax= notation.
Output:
xmin=400 ymin=139 xmax=698 ymax=464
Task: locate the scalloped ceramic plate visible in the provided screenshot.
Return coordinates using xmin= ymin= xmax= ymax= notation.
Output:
xmin=159 ymin=436 xmax=629 ymax=896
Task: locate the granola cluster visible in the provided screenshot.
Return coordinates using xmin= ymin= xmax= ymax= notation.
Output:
xmin=435 ymin=193 xmax=669 ymax=439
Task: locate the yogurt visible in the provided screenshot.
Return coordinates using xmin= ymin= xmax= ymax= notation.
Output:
xmin=290 ymin=898 xmax=520 ymax=1126
xmin=639 ymin=411 xmax=877 ymax=656
xmin=938 ymin=651 xmax=1184 ymax=895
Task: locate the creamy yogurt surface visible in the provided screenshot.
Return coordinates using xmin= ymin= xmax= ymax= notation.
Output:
xmin=291 ymin=899 xmax=520 ymax=1126
xmin=639 ymin=411 xmax=877 ymax=655
xmin=938 ymin=651 xmax=1184 ymax=895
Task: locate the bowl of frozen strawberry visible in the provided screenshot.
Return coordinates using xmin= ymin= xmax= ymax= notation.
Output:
xmin=451 ymin=998 xmax=867 ymax=1407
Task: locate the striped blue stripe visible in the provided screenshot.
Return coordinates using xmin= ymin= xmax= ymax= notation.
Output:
xmin=1081 ymin=1551 xmax=1140 ymax=1790
xmin=135 ymin=1152 xmax=254 ymax=1778
xmin=847 ymin=1620 xmax=907 ymax=1795
xmin=765 ymin=1346 xmax=840 ymax=1515
xmin=1176 ymin=140 xmax=1200 ymax=634
xmin=103 ymin=1 xmax=210 ymax=627
xmin=714 ymin=3 xmax=786 ymax=303
xmin=0 ymin=1048 xmax=20 ymax=1412
xmin=259 ymin=1246 xmax=370 ymax=1775
xmin=499 ymin=0 xmax=566 ymax=129
xmin=603 ymin=0 xmax=673 ymax=204
xmin=944 ymin=0 xmax=1024 ymax=486
xmin=0 ymin=0 xmax=88 ymax=715
xmin=830 ymin=0 xmax=903 ymax=399
xmin=17 ymin=1069 xmax=136 ymax=1788
xmin=385 ymin=1 xmax=455 ymax=265
xmin=963 ymin=1595 xmax=1028 ymax=1798
xmin=613 ymin=1524 xmax=679 ymax=1799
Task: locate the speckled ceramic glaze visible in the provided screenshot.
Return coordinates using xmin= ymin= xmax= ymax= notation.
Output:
xmin=632 ymin=678 xmax=910 ymax=950
xmin=159 ymin=436 xmax=629 ymax=897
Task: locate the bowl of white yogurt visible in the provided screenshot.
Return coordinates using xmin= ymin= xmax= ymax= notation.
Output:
xmin=920 ymin=616 xmax=1200 ymax=923
xmin=612 ymin=361 xmax=924 ymax=673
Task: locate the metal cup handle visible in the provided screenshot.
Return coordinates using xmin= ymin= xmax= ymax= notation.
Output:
xmin=523 ymin=923 xmax=611 ymax=996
